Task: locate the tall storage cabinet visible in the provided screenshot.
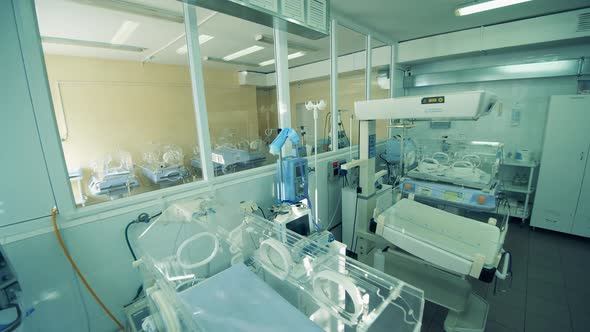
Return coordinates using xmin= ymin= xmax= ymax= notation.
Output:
xmin=531 ymin=95 xmax=590 ymax=237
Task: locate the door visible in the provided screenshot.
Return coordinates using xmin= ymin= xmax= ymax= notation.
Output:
xmin=572 ymin=142 xmax=590 ymax=237
xmin=531 ymin=95 xmax=590 ymax=233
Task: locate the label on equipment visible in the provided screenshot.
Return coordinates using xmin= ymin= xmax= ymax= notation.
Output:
xmin=443 ymin=191 xmax=464 ymax=203
xmin=416 ymin=186 xmax=432 ymax=197
xmin=282 ymin=0 xmax=305 ymax=21
xmin=368 ymin=134 xmax=376 ymax=158
xmin=421 ymin=96 xmax=445 ymax=104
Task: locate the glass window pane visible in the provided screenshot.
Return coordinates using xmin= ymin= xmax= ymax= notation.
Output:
xmin=287 ymin=32 xmax=332 ymax=155
xmin=371 ymin=38 xmax=390 ymax=142
xmin=35 ymin=0 xmax=203 ymax=207
xmin=337 ymin=25 xmax=366 ymax=147
xmin=195 ymin=11 xmax=279 ymax=176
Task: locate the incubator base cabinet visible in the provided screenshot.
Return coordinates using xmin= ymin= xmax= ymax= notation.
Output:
xmin=133 ymin=197 xmax=425 ymax=332
xmin=531 ymin=95 xmax=590 ymax=237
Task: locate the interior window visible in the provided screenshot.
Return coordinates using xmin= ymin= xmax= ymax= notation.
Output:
xmin=35 ymin=0 xmax=203 ymax=206
xmin=336 ymin=24 xmax=366 ymax=147
xmin=193 ymin=11 xmax=280 ymax=176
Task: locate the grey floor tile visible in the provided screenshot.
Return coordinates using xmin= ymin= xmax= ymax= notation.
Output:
xmin=426 ymin=307 xmax=447 ymax=332
xmin=421 ymin=301 xmax=438 ymax=330
xmin=487 ymin=304 xmax=525 ymax=332
xmin=488 ymin=287 xmax=527 ymax=310
xmin=526 ymin=278 xmax=568 ymax=305
xmin=563 ymin=269 xmax=590 ymax=292
xmin=526 ymin=294 xmax=570 ymax=317
xmin=528 ymin=241 xmax=561 ymax=262
xmin=527 ymin=251 xmax=561 ymax=270
xmin=570 ymin=305 xmax=590 ymax=332
xmin=487 ymin=320 xmax=521 ymax=332
xmin=525 ymin=311 xmax=572 ymax=332
xmin=566 ymin=287 xmax=590 ymax=309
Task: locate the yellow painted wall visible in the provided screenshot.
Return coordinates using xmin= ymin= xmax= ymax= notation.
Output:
xmin=44 ymin=55 xmax=260 ymax=204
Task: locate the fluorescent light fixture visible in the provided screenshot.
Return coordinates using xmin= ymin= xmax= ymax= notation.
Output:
xmin=198 ymin=34 xmax=214 ymax=45
xmin=66 ymin=0 xmax=184 ymax=23
xmin=41 ymin=36 xmax=146 ymax=52
xmin=176 ymin=35 xmax=214 ymax=54
xmin=455 ymin=0 xmax=532 ymax=16
xmin=222 ymin=45 xmax=264 ymax=61
xmin=203 ymin=56 xmax=259 ymax=67
xmin=259 ymin=51 xmax=306 ymax=67
xmin=500 ymin=61 xmax=573 ymax=75
xmin=111 ymin=20 xmax=139 ymax=45
xmin=254 ymin=34 xmax=318 ymax=52
xmin=176 ymin=45 xmax=188 ymax=55
xmin=471 ymin=141 xmax=501 ymax=146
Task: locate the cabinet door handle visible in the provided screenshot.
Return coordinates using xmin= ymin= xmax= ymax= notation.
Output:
xmin=581 ymin=152 xmax=585 ymax=161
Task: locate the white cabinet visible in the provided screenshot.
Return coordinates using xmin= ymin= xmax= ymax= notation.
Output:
xmin=0 ymin=1 xmax=55 ymax=226
xmin=531 ymin=95 xmax=590 ymax=236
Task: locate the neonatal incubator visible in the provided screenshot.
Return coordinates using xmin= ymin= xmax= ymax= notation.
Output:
xmin=88 ymin=151 xmax=139 ymax=198
xmin=140 ymin=144 xmax=189 ymax=186
xmin=132 ymin=197 xmax=425 ymax=332
xmin=399 ymin=138 xmax=503 ymax=211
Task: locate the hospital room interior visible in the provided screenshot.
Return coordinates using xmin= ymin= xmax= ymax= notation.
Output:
xmin=2 ymin=0 xmax=590 ymax=331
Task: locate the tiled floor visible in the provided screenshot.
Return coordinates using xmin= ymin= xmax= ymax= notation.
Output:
xmin=421 ymin=221 xmax=590 ymax=332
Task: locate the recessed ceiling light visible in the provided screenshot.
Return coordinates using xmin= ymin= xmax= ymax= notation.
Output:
xmin=259 ymin=51 xmax=306 ymax=67
xmin=199 ymin=34 xmax=214 ymax=45
xmin=111 ymin=20 xmax=140 ymax=45
xmin=222 ymin=45 xmax=264 ymax=61
xmin=176 ymin=35 xmax=214 ymax=54
xmin=455 ymin=0 xmax=533 ymax=16
xmin=176 ymin=45 xmax=188 ymax=55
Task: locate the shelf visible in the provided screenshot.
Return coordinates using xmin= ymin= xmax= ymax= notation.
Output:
xmin=501 ymin=159 xmax=538 ymax=168
xmin=496 ymin=201 xmax=531 ymax=219
xmin=502 ymin=184 xmax=534 ymax=194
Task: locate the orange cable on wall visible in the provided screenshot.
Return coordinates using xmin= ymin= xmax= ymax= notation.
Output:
xmin=51 ymin=208 xmax=125 ymax=331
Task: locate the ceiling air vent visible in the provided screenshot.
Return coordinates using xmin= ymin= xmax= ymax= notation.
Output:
xmin=577 ymin=12 xmax=590 ymax=32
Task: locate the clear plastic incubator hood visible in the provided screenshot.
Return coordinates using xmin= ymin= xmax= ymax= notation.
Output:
xmin=133 ymin=197 xmax=425 ymax=332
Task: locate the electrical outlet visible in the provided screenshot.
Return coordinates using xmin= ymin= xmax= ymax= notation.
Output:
xmin=328 ymin=160 xmax=346 ymax=182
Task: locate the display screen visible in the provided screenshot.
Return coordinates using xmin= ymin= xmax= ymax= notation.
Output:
xmin=287 ymin=215 xmax=311 ymax=236
xmin=443 ymin=191 xmax=464 ymax=202
xmin=421 ymin=96 xmax=445 ymax=104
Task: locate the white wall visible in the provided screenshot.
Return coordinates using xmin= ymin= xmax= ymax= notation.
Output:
xmin=5 ymin=149 xmax=355 ymax=331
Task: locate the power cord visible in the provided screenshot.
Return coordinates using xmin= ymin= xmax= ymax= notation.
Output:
xmin=257 ymin=206 xmax=267 ymax=219
xmin=51 ymin=208 xmax=125 ymax=331
xmin=124 ymin=211 xmax=162 ymax=305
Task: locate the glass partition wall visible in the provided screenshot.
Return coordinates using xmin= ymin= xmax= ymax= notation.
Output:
xmin=34 ymin=0 xmax=393 ymax=209
xmin=336 ymin=24 xmax=366 ymax=147
xmin=36 ymin=0 xmax=203 ymax=207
